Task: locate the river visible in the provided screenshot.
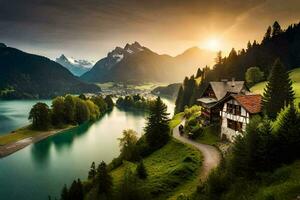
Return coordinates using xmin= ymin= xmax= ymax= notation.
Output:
xmin=0 ymin=98 xmax=175 ymax=200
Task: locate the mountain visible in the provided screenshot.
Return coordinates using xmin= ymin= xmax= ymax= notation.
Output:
xmin=0 ymin=44 xmax=100 ymax=99
xmin=80 ymin=42 xmax=215 ymax=83
xmin=56 ymin=54 xmax=94 ymax=76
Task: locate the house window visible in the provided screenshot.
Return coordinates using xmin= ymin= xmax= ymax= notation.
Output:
xmin=227 ymin=119 xmax=243 ymax=132
xmin=226 ymin=103 xmax=241 ymax=115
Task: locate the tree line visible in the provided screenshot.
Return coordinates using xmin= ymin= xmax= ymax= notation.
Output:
xmin=58 ymin=96 xmax=170 ymax=200
xmin=192 ymin=52 xmax=298 ymax=200
xmin=29 ymin=94 xmax=114 ymax=130
xmin=175 ymin=21 xmax=300 ymax=113
xmin=116 ymin=94 xmax=154 ymax=111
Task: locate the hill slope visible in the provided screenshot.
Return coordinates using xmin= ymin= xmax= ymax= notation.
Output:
xmin=151 ymin=83 xmax=181 ymax=98
xmin=81 ymin=42 xmax=214 ymax=83
xmin=0 ymin=45 xmax=100 ymax=99
xmin=85 ymin=139 xmax=203 ymax=200
xmin=251 ymin=68 xmax=300 ymax=105
xmin=205 ymin=21 xmax=300 ymax=82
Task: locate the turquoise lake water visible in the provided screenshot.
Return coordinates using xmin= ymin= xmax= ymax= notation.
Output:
xmin=0 ymin=98 xmax=174 ymax=200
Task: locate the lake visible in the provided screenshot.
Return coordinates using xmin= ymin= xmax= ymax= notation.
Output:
xmin=0 ymin=98 xmax=175 ymax=200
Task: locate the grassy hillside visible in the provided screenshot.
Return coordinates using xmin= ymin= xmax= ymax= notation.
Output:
xmin=85 ymin=139 xmax=203 ymax=200
xmin=251 ymin=68 xmax=300 ymax=105
xmin=212 ymin=160 xmax=300 ymax=200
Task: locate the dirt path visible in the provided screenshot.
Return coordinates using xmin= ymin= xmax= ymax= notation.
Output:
xmin=173 ymin=121 xmax=221 ymax=180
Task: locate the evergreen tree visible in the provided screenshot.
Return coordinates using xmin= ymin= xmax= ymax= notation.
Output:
xmin=145 ymin=97 xmax=170 ymax=149
xmin=175 ymin=85 xmax=184 ymax=113
xmin=88 ymin=161 xmax=96 ymax=180
xmin=136 ymin=160 xmax=148 ymax=179
xmin=68 ymin=179 xmax=83 ymax=200
xmin=214 ymin=51 xmax=223 ymax=65
xmin=196 ymin=68 xmax=202 ymax=78
xmin=118 ymin=168 xmax=146 ymax=200
xmin=272 ymin=21 xmax=282 ymax=36
xmin=60 ymin=184 xmax=69 ymax=200
xmin=274 ymin=104 xmax=300 ymax=163
xmin=263 ymin=26 xmax=272 ymax=42
xmin=97 ymin=161 xmax=113 ymax=196
xmin=247 ymin=41 xmax=252 ymax=50
xmin=262 ymin=58 xmax=295 ymax=119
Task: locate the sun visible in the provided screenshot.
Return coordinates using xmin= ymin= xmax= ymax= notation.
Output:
xmin=204 ymin=38 xmax=221 ymax=51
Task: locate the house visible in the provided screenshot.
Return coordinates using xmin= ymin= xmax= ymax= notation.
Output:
xmin=219 ymin=94 xmax=262 ymax=142
xmin=197 ymin=79 xmax=249 ymax=125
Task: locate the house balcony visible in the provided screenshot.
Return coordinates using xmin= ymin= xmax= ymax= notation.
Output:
xmin=220 ymin=111 xmax=249 ymax=124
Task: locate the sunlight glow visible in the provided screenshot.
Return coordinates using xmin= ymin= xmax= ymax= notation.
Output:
xmin=204 ymin=38 xmax=221 ymax=51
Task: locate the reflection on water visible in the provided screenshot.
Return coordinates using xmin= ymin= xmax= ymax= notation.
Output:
xmin=0 ymin=98 xmax=174 ymax=200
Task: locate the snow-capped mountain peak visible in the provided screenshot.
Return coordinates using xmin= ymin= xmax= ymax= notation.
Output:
xmin=56 ymin=54 xmax=94 ymax=76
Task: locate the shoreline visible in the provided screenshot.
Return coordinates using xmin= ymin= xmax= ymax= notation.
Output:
xmin=0 ymin=126 xmax=75 ymax=159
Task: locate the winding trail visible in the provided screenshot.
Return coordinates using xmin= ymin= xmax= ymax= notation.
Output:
xmin=173 ymin=121 xmax=221 ymax=180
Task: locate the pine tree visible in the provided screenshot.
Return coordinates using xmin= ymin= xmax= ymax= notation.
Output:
xmin=263 ymin=26 xmax=272 ymax=42
xmin=274 ymin=104 xmax=300 ymax=163
xmin=214 ymin=51 xmax=222 ymax=65
xmin=97 ymin=161 xmax=113 ymax=195
xmin=60 ymin=184 xmax=69 ymax=200
xmin=68 ymin=180 xmax=83 ymax=200
xmin=196 ymin=68 xmax=202 ymax=78
xmin=272 ymin=21 xmax=282 ymax=36
xmin=88 ymin=161 xmax=96 ymax=180
xmin=175 ymin=85 xmax=184 ymax=114
xmin=136 ymin=160 xmax=148 ymax=179
xmin=145 ymin=97 xmax=170 ymax=149
xmin=262 ymin=58 xmax=295 ymax=119
xmin=119 ymin=168 xmax=145 ymax=200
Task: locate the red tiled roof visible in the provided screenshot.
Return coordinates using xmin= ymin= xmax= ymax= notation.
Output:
xmin=233 ymin=94 xmax=262 ymax=114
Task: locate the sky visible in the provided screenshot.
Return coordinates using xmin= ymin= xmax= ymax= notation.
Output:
xmin=0 ymin=0 xmax=299 ymax=62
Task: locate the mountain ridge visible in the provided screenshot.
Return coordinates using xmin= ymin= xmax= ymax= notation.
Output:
xmin=0 ymin=46 xmax=100 ymax=99
xmin=56 ymin=54 xmax=94 ymax=76
xmin=81 ymin=42 xmax=215 ymax=83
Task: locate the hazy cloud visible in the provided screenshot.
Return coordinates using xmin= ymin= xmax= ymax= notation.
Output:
xmin=0 ymin=0 xmax=299 ymax=60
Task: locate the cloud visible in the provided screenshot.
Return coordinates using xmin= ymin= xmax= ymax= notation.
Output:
xmin=0 ymin=0 xmax=299 ymax=59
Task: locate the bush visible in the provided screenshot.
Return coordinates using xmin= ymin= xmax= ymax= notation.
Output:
xmin=107 ymin=157 xmax=123 ymax=171
xmin=136 ymin=160 xmax=148 ymax=179
xmin=184 ymin=105 xmax=201 ymax=119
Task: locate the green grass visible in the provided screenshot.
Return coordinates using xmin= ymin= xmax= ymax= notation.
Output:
xmin=169 ymin=112 xmax=184 ymax=130
xmin=0 ymin=125 xmax=73 ymax=145
xmin=0 ymin=126 xmax=39 ymax=145
xmin=195 ymin=125 xmax=220 ymax=146
xmin=254 ymin=161 xmax=300 ymax=200
xmin=85 ymin=139 xmax=203 ymax=200
xmin=96 ymin=82 xmax=115 ymax=90
xmin=251 ymin=68 xmax=300 ymax=105
xmin=96 ymin=82 xmax=167 ymax=91
xmin=131 ymin=82 xmax=167 ymax=91
xmin=221 ymin=160 xmax=300 ymax=200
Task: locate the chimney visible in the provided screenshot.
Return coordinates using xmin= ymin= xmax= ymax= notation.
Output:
xmin=231 ymin=77 xmax=235 ymax=87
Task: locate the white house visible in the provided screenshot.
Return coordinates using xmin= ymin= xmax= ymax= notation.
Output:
xmin=219 ymin=94 xmax=262 ymax=142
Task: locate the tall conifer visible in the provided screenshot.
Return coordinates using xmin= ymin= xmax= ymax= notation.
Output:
xmin=145 ymin=97 xmax=170 ymax=149
xmin=262 ymin=58 xmax=295 ymax=119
